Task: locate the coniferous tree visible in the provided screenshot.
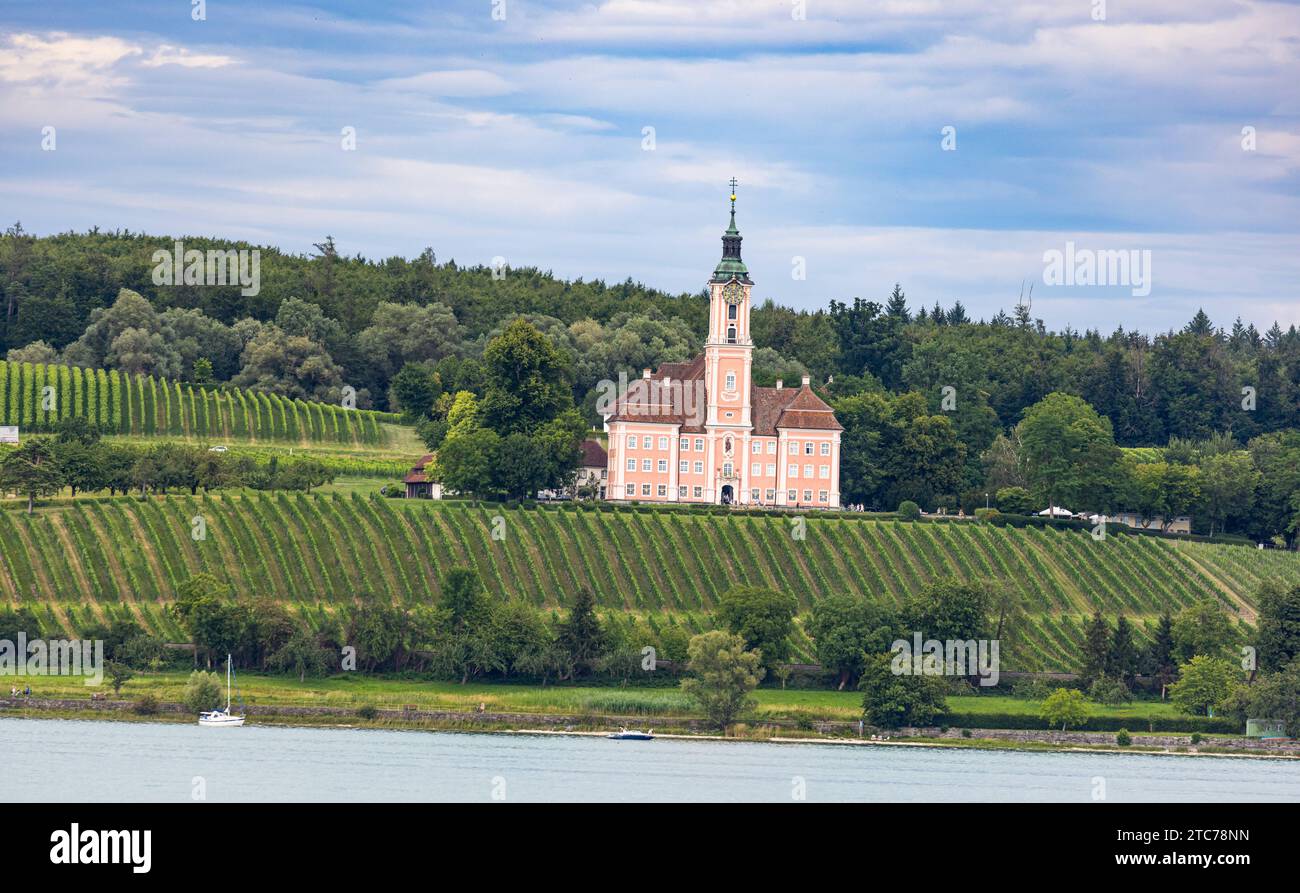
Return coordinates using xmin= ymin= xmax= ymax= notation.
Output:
xmin=885 ymin=283 xmax=909 ymax=321
xmin=1184 ymin=308 xmax=1214 ymax=336
xmin=1146 ymin=612 xmax=1177 ymax=692
xmin=558 ymin=588 xmax=606 ymax=678
xmin=1108 ymin=614 xmax=1139 ymax=688
xmin=1080 ymin=609 xmax=1112 ymax=688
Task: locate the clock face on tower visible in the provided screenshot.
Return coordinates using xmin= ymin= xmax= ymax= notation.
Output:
xmin=722 ymin=280 xmax=744 ymax=304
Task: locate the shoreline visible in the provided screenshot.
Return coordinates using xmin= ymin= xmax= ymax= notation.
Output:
xmin=3 ymin=700 xmax=1295 ymax=760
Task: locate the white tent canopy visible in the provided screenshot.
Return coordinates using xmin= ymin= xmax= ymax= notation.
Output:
xmin=1037 ymin=506 xmax=1074 ymax=517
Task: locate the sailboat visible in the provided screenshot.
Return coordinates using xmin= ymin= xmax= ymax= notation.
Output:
xmin=198 ymin=653 xmax=246 ymax=727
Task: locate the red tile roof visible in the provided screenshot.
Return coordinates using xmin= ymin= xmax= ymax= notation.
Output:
xmin=774 ymin=384 xmax=843 ymax=432
xmin=405 ymin=453 xmax=436 ymax=484
xmin=751 ymin=386 xmax=797 ymax=436
xmin=608 ymin=352 xmax=841 ymax=433
xmin=579 ymin=439 xmax=608 ymax=468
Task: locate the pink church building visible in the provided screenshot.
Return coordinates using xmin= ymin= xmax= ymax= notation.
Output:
xmin=604 ymin=197 xmax=842 ymax=509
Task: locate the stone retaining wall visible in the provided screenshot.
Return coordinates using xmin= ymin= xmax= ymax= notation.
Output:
xmin=897 ymin=725 xmax=1300 ymax=752
xmin=0 ymin=697 xmax=710 ymax=730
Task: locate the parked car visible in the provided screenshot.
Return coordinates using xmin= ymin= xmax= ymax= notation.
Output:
xmin=208 ymin=445 xmax=229 ymax=453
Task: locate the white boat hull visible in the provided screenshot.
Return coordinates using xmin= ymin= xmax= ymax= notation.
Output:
xmin=198 ymin=714 xmax=245 ymax=727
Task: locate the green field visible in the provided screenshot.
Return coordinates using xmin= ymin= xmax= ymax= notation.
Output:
xmin=2 ymin=496 xmax=1294 ymax=672
xmin=0 ymin=670 xmax=1190 ymax=727
xmin=0 ymin=359 xmax=399 ymax=446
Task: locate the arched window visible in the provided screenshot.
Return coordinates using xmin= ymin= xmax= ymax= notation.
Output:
xmin=727 ymin=326 xmax=736 ymax=343
xmin=728 ymin=303 xmax=737 ymax=320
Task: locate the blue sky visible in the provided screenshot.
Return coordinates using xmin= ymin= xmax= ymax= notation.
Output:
xmin=1 ymin=0 xmax=1297 ymax=333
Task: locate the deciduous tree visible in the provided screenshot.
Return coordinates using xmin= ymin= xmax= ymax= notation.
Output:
xmin=681 ymin=630 xmax=764 ymax=731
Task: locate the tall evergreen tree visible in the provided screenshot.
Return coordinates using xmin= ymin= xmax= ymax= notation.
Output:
xmin=1080 ymin=609 xmax=1112 ymax=688
xmin=1184 ymin=308 xmax=1214 ymax=336
xmin=1147 ymin=612 xmax=1177 ymax=690
xmin=1108 ymin=614 xmax=1139 ymax=687
xmin=557 ymin=588 xmax=606 ymax=678
xmin=885 ymin=283 xmax=909 ymax=321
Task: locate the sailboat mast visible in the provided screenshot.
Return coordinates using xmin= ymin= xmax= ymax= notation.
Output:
xmin=226 ymin=654 xmax=232 ymax=712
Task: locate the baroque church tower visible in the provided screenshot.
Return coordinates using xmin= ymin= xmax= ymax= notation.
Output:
xmin=704 ymin=183 xmax=754 ymax=433
xmin=603 ymin=182 xmax=842 ymax=508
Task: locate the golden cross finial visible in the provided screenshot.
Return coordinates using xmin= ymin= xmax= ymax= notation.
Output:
xmin=728 ymin=177 xmax=738 ymax=210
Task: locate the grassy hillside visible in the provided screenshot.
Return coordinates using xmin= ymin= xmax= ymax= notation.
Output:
xmin=2 ymin=496 xmax=1295 ymax=672
xmin=0 ymin=359 xmax=399 ymax=446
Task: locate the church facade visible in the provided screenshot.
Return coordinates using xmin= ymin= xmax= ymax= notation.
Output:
xmin=604 ymin=196 xmax=842 ymax=509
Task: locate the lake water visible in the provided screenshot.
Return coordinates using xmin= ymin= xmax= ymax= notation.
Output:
xmin=1 ymin=717 xmax=1296 ymax=802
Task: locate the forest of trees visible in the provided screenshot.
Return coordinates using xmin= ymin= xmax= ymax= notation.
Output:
xmin=3 ymin=227 xmax=1298 ymax=542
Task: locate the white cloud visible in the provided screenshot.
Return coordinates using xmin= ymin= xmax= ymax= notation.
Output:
xmin=0 ymin=33 xmax=140 ymax=87
xmin=0 ymin=1 xmax=1297 ymax=334
xmin=141 ymin=45 xmax=238 ymax=69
